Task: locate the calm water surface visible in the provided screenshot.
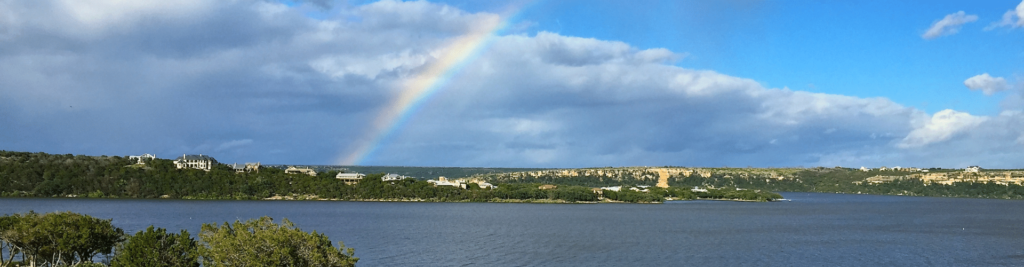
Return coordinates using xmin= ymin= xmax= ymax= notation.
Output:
xmin=2 ymin=193 xmax=1024 ymax=266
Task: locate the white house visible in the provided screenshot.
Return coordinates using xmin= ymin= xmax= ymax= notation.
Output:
xmin=174 ymin=154 xmax=217 ymax=171
xmin=428 ymin=177 xmax=467 ymax=189
xmin=966 ymin=166 xmax=981 ymax=173
xmin=860 ymin=167 xmax=870 ymax=172
xmin=129 ymin=154 xmax=156 ymax=164
xmin=382 ymin=173 xmax=405 ymax=182
xmin=477 ymin=182 xmax=496 ymax=189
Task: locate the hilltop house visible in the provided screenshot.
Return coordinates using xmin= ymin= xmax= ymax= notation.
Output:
xmin=285 ymin=166 xmax=317 ymax=176
xmin=129 ymin=154 xmax=156 ymax=165
xmin=966 ymin=166 xmax=982 ymax=173
xmin=382 ymin=173 xmax=405 ymax=182
xmin=336 ymin=172 xmax=365 ymax=185
xmin=231 ymin=162 xmax=261 ymax=173
xmin=246 ymin=162 xmax=261 ymax=173
xmin=477 ymin=181 xmax=496 ymax=189
xmin=428 ymin=177 xmax=467 ymax=189
xmin=174 ymin=154 xmax=217 ymax=171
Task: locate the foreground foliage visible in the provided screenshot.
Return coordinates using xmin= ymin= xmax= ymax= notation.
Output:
xmin=0 ymin=211 xmax=124 ymax=267
xmin=2 ymin=211 xmax=357 ymax=267
xmin=110 ymin=226 xmax=199 ymax=267
xmin=199 ymin=217 xmax=357 ymax=267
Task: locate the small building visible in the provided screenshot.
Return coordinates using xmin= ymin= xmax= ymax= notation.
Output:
xmin=477 ymin=182 xmax=496 ymax=189
xmin=860 ymin=167 xmax=869 ymax=172
xmin=428 ymin=176 xmax=467 ymax=189
xmin=336 ymin=172 xmax=365 ymax=185
xmin=285 ymin=166 xmax=317 ymax=176
xmin=174 ymin=154 xmax=217 ymax=171
xmin=129 ymin=154 xmax=156 ymax=165
xmin=600 ymin=186 xmax=621 ymax=192
xmin=691 ymin=186 xmax=708 ymax=193
xmin=231 ymin=163 xmax=246 ymax=172
xmin=230 ymin=162 xmax=261 ymax=173
xmin=382 ymin=173 xmax=404 ymax=182
xmin=538 ymin=185 xmax=557 ymax=190
xmin=245 ymin=162 xmax=261 ymax=173
xmin=966 ymin=166 xmax=981 ymax=173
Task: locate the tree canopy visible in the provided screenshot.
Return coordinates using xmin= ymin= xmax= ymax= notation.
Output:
xmin=0 ymin=211 xmax=124 ymax=266
xmin=110 ymin=226 xmax=199 ymax=267
xmin=199 ymin=216 xmax=357 ymax=267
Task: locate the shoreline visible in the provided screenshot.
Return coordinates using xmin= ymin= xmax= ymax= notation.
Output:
xmin=0 ymin=195 xmax=777 ymax=203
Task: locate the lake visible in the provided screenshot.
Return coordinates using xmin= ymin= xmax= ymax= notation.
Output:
xmin=2 ymin=193 xmax=1024 ymax=266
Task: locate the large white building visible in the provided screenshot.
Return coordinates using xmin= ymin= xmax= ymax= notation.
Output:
xmin=174 ymin=154 xmax=217 ymax=171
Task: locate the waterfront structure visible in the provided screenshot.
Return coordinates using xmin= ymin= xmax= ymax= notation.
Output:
xmin=128 ymin=154 xmax=156 ymax=164
xmin=336 ymin=172 xmax=365 ymax=185
xmin=174 ymin=154 xmax=217 ymax=171
xmin=285 ymin=166 xmax=317 ymax=176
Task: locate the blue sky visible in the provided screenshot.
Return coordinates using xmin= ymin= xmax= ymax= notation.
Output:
xmin=2 ymin=0 xmax=1024 ymax=168
xmin=432 ymin=0 xmax=1024 ymax=116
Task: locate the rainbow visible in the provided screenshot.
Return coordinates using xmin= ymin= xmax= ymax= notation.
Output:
xmin=339 ymin=1 xmax=536 ymax=165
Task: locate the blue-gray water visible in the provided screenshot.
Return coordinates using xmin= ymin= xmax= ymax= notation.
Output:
xmin=2 ymin=193 xmax=1024 ymax=266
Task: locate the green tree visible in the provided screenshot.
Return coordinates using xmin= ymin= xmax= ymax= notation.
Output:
xmin=0 ymin=211 xmax=124 ymax=266
xmin=199 ymin=216 xmax=357 ymax=267
xmin=0 ymin=215 xmax=22 ymax=267
xmin=110 ymin=226 xmax=199 ymax=267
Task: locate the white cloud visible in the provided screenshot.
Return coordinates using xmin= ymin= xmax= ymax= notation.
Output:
xmin=54 ymin=0 xmax=216 ymax=39
xmin=986 ymin=0 xmax=1024 ymax=30
xmin=3 ymin=0 xmax=1024 ymax=168
xmin=922 ymin=11 xmax=978 ymax=39
xmin=898 ymin=109 xmax=986 ymax=148
xmin=964 ymin=73 xmax=1010 ymax=95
